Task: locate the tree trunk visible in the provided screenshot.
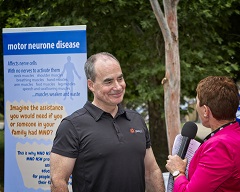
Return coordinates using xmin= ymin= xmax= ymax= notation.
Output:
xmin=163 ymin=1 xmax=181 ymax=153
xmin=149 ymin=0 xmax=181 ymax=154
xmin=148 ymin=100 xmax=168 ymax=172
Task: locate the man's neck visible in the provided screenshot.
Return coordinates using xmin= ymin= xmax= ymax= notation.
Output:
xmin=92 ymin=101 xmax=118 ymax=117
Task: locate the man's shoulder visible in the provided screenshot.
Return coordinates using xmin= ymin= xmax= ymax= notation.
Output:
xmin=124 ymin=108 xmax=143 ymax=119
xmin=64 ymin=107 xmax=88 ymax=121
xmin=125 ymin=108 xmax=139 ymax=114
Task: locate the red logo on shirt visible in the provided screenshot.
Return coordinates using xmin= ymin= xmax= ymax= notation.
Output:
xmin=130 ymin=128 xmax=135 ymax=133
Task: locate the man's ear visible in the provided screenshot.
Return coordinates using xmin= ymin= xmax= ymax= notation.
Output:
xmin=87 ymin=79 xmax=94 ymax=92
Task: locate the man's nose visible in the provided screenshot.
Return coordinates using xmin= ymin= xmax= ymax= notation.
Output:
xmin=113 ymin=81 xmax=122 ymax=90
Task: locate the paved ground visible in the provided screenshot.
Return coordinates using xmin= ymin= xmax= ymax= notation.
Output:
xmin=195 ymin=122 xmax=211 ymax=140
xmin=163 ymin=172 xmax=170 ymax=190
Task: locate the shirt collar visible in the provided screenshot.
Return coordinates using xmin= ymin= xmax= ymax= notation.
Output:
xmin=84 ymin=101 xmax=130 ymax=121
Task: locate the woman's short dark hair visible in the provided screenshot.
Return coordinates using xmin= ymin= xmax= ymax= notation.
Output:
xmin=196 ymin=76 xmax=239 ymax=120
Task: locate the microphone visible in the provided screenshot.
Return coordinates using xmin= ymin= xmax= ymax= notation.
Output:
xmin=178 ymin=121 xmax=198 ymax=159
xmin=167 ymin=121 xmax=198 ymax=192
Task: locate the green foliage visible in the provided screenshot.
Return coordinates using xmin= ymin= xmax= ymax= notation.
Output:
xmin=0 ymin=130 xmax=3 ymax=151
xmin=178 ymin=0 xmax=240 ymax=98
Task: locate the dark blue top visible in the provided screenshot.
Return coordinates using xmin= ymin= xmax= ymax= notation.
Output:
xmin=51 ymin=101 xmax=151 ymax=192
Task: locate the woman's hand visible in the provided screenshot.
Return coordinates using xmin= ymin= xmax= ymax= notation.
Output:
xmin=166 ymin=155 xmax=187 ymax=175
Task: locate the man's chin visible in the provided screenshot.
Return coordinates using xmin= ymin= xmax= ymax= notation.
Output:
xmin=110 ymin=98 xmax=123 ymax=105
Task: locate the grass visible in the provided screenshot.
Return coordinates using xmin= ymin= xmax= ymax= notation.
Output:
xmin=0 ymin=129 xmax=4 ymax=192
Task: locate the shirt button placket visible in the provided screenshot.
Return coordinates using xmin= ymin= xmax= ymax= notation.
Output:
xmin=113 ymin=120 xmax=123 ymax=142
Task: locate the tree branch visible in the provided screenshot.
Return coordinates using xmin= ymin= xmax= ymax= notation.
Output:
xmin=149 ymin=0 xmax=172 ymax=45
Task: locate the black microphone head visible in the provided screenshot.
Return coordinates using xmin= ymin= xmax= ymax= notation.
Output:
xmin=181 ymin=121 xmax=198 ymax=139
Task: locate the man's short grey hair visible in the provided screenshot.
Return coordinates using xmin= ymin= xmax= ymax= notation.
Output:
xmin=84 ymin=52 xmax=119 ymax=82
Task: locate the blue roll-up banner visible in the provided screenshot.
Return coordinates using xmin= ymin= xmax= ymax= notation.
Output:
xmin=2 ymin=25 xmax=87 ymax=191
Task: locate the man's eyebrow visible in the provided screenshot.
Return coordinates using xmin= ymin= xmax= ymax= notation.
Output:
xmin=103 ymin=77 xmax=113 ymax=83
xmin=118 ymin=74 xmax=124 ymax=78
xmin=103 ymin=74 xmax=123 ymax=83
